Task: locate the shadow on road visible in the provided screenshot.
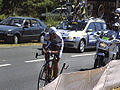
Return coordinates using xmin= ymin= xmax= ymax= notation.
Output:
xmin=78 ymin=67 xmax=94 ymax=71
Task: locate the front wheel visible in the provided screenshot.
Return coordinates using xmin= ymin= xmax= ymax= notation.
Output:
xmin=78 ymin=40 xmax=85 ymax=53
xmin=13 ymin=35 xmax=20 ymax=44
xmin=94 ymin=55 xmax=104 ymax=68
xmin=37 ymin=65 xmax=48 ymax=90
xmin=38 ymin=35 xmax=44 ymax=43
xmin=37 ymin=63 xmax=54 ymax=90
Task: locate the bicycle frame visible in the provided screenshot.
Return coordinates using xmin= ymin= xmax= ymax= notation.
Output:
xmin=45 ymin=52 xmax=56 ymax=83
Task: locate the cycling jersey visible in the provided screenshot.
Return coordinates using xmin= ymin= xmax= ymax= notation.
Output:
xmin=43 ymin=32 xmax=64 ymax=58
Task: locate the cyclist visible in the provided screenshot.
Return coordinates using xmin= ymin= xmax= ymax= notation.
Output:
xmin=43 ymin=27 xmax=64 ymax=79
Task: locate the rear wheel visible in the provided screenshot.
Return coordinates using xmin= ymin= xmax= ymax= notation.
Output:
xmin=78 ymin=40 xmax=85 ymax=53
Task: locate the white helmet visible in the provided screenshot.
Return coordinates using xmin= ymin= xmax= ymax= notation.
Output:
xmin=112 ymin=22 xmax=120 ymax=27
xmin=49 ymin=27 xmax=57 ymax=34
xmin=115 ymin=8 xmax=120 ymax=13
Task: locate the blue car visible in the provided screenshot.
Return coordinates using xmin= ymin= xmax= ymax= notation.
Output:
xmin=0 ymin=17 xmax=47 ymax=44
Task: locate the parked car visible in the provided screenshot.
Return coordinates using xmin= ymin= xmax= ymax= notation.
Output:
xmin=0 ymin=17 xmax=47 ymax=44
xmin=41 ymin=8 xmax=68 ymax=20
xmin=56 ymin=17 xmax=107 ymax=52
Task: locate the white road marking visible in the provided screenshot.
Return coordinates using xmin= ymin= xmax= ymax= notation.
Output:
xmin=0 ymin=64 xmax=11 ymax=68
xmin=71 ymin=53 xmax=96 ymax=57
xmin=25 ymin=58 xmax=45 ymax=63
xmin=25 ymin=53 xmax=96 ymax=63
xmin=25 ymin=57 xmax=54 ymax=63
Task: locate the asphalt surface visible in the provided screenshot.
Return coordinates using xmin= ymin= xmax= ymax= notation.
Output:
xmin=0 ymin=46 xmax=96 ymax=90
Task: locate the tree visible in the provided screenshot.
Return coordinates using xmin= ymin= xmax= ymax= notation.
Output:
xmin=0 ymin=0 xmax=64 ymax=19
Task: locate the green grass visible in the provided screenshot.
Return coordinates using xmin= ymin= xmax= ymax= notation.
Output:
xmin=0 ymin=42 xmax=42 ymax=48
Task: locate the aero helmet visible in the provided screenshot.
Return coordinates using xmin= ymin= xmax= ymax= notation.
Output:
xmin=49 ymin=27 xmax=57 ymax=34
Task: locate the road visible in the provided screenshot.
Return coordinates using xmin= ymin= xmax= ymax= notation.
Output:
xmin=0 ymin=46 xmax=96 ymax=90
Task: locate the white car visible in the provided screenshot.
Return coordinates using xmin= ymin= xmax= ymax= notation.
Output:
xmin=41 ymin=8 xmax=68 ymax=19
xmin=56 ymin=18 xmax=107 ymax=52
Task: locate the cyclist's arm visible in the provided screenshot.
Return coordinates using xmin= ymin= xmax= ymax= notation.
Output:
xmin=42 ymin=44 xmax=47 ymax=54
xmin=51 ymin=46 xmax=60 ymax=54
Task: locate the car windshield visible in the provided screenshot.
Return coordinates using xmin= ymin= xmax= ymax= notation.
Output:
xmin=100 ymin=32 xmax=114 ymax=40
xmin=51 ymin=8 xmax=67 ymax=14
xmin=57 ymin=21 xmax=87 ymax=31
xmin=0 ymin=17 xmax=24 ymax=27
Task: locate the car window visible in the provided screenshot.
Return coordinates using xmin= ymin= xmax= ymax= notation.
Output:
xmin=57 ymin=21 xmax=68 ymax=30
xmin=87 ymin=22 xmax=96 ymax=32
xmin=101 ymin=23 xmax=107 ymax=30
xmin=95 ymin=22 xmax=101 ymax=31
xmin=31 ymin=19 xmax=40 ymax=27
xmin=57 ymin=21 xmax=87 ymax=31
xmin=51 ymin=9 xmax=67 ymax=14
xmin=77 ymin=22 xmax=87 ymax=31
xmin=0 ymin=17 xmax=24 ymax=26
xmin=25 ymin=19 xmax=31 ymax=26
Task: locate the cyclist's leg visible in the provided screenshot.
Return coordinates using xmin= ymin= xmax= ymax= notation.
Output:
xmin=44 ymin=53 xmax=49 ymax=61
xmin=54 ymin=57 xmax=60 ymax=79
xmin=54 ymin=46 xmax=63 ymax=79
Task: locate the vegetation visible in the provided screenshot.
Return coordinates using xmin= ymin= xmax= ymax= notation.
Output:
xmin=0 ymin=0 xmax=61 ymax=20
xmin=0 ymin=42 xmax=42 ymax=47
xmin=0 ymin=0 xmax=69 ymax=27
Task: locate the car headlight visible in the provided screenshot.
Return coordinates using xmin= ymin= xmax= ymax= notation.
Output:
xmin=65 ymin=36 xmax=76 ymax=40
xmin=7 ymin=29 xmax=13 ymax=36
xmin=99 ymin=42 xmax=107 ymax=48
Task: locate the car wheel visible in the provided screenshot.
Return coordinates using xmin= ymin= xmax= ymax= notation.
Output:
xmin=13 ymin=35 xmax=19 ymax=44
xmin=78 ymin=40 xmax=85 ymax=53
xmin=39 ymin=35 xmax=44 ymax=43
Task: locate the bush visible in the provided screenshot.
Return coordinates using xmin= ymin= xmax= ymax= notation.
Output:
xmin=44 ymin=14 xmax=61 ymax=28
xmin=0 ymin=14 xmax=7 ymax=21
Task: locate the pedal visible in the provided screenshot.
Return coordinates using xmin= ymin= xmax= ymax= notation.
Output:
xmin=64 ymin=63 xmax=69 ymax=70
xmin=35 ymin=53 xmax=38 ymax=58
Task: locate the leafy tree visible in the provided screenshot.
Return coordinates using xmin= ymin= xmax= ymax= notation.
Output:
xmin=0 ymin=0 xmax=65 ymax=19
xmin=0 ymin=0 xmax=25 ymax=16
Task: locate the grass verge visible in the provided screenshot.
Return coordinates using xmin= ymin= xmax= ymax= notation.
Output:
xmin=0 ymin=42 xmax=42 ymax=48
